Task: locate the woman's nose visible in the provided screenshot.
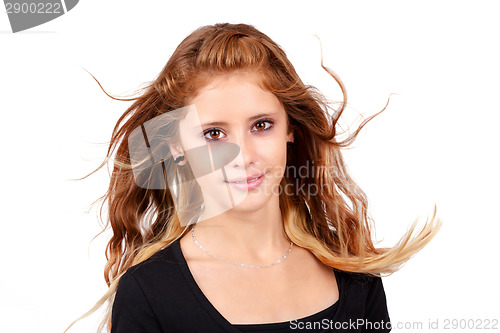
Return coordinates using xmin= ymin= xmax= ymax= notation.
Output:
xmin=228 ymin=135 xmax=256 ymax=169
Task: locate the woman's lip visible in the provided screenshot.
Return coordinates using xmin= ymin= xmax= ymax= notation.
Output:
xmin=224 ymin=174 xmax=265 ymax=191
xmin=225 ymin=174 xmax=263 ymax=183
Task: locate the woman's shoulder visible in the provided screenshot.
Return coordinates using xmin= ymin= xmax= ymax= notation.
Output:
xmin=335 ymin=268 xmax=383 ymax=285
xmin=333 ymin=268 xmax=388 ymax=302
xmin=333 ymin=268 xmax=390 ymax=327
xmin=120 ymin=239 xmax=183 ymax=287
xmin=111 ymin=239 xmax=196 ymax=332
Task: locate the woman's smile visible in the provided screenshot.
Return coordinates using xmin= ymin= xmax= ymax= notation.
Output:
xmin=224 ymin=173 xmax=266 ymax=191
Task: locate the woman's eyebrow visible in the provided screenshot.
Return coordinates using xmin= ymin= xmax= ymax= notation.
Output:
xmin=196 ymin=112 xmax=278 ymax=128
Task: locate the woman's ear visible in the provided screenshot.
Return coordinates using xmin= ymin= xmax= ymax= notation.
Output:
xmin=168 ymin=143 xmax=187 ymax=166
xmin=287 ymin=132 xmax=294 ymax=143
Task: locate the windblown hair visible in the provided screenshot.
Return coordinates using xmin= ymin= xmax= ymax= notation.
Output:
xmin=65 ymin=23 xmax=441 ymax=332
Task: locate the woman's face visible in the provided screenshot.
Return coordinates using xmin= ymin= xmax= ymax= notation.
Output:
xmin=177 ymin=72 xmax=293 ymax=218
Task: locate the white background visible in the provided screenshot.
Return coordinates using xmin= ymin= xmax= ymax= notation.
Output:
xmin=1 ymin=1 xmax=499 ymax=332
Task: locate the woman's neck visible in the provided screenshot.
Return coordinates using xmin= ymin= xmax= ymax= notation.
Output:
xmin=192 ymin=197 xmax=291 ymax=264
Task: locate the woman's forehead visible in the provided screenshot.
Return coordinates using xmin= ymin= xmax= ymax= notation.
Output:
xmin=189 ymin=72 xmax=284 ymax=120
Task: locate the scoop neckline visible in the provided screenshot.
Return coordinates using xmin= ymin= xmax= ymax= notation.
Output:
xmin=232 ymin=300 xmax=339 ymax=329
xmin=171 ymin=237 xmax=343 ymax=333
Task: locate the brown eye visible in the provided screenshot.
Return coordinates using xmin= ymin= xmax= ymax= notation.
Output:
xmin=255 ymin=122 xmax=266 ymax=131
xmin=203 ymin=129 xmax=226 ymax=141
xmin=208 ymin=130 xmax=221 ymax=139
xmin=253 ymin=119 xmax=273 ymax=132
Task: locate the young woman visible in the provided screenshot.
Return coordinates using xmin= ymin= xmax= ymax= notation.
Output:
xmin=65 ymin=23 xmax=441 ymax=332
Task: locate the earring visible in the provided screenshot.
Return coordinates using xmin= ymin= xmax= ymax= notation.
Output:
xmin=174 ymin=155 xmax=184 ymax=164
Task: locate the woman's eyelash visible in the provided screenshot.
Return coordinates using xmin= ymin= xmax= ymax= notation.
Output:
xmin=254 ymin=119 xmax=274 ymax=131
xmin=202 ymin=119 xmax=274 ymax=141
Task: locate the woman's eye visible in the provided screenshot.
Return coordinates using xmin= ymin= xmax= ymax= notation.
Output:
xmin=253 ymin=120 xmax=273 ymax=131
xmin=203 ymin=129 xmax=225 ymax=141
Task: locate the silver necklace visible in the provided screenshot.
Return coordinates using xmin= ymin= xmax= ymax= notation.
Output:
xmin=191 ymin=224 xmax=293 ymax=269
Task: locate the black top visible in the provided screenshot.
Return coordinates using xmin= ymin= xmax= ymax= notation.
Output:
xmin=111 ymin=238 xmax=391 ymax=332
xmin=232 ymin=299 xmax=339 ymax=333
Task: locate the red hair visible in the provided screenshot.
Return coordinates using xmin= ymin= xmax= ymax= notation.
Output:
xmin=65 ymin=23 xmax=441 ymax=333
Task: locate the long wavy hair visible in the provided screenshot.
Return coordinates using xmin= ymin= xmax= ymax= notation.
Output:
xmin=65 ymin=23 xmax=442 ymax=332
